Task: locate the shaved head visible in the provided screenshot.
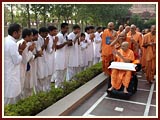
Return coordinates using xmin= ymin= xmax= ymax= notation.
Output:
xmin=151 ymin=25 xmax=156 ymax=35
xmin=119 ymin=25 xmax=124 ymax=32
xmin=122 ymin=41 xmax=129 ymax=46
xmin=121 ymin=41 xmax=129 ymax=51
xmin=130 ymin=24 xmax=136 ymax=33
xmin=125 ymin=26 xmax=130 ymax=34
xmin=108 ymin=22 xmax=114 ymax=26
xmin=130 ymin=24 xmax=136 ymax=29
xmin=108 ymin=22 xmax=114 ymax=30
xmin=145 ymin=29 xmax=150 ymax=34
xmin=151 ymin=25 xmax=156 ymax=29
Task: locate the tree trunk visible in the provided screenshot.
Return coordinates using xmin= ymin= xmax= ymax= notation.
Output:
xmin=26 ymin=4 xmax=31 ymax=28
xmin=43 ymin=5 xmax=46 ymax=27
xmin=35 ymin=13 xmax=38 ymax=29
xmin=11 ymin=4 xmax=14 ymax=23
xmin=82 ymin=20 xmax=84 ymax=32
xmin=58 ymin=16 xmax=60 ymax=30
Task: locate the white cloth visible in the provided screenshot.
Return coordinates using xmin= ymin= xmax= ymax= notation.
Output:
xmin=67 ymin=32 xmax=79 ymax=67
xmin=23 ymin=72 xmax=33 ymax=98
xmin=94 ymin=32 xmax=102 ymax=58
xmin=36 ymin=35 xmax=49 ymax=79
xmin=80 ymin=41 xmax=88 ymax=67
xmin=108 ymin=62 xmax=137 ymax=71
xmin=55 ymin=69 xmax=67 ymax=88
xmin=46 ymin=34 xmax=56 ymax=76
xmin=17 ymin=40 xmax=34 ymax=93
xmin=85 ymin=32 xmax=94 ymax=62
xmin=55 ymin=32 xmax=68 ymax=70
xmin=4 ymin=35 xmax=22 ymax=99
xmin=25 ymin=41 xmax=37 ymax=90
xmin=66 ymin=67 xmax=79 ymax=81
xmin=66 ymin=32 xmax=80 ymax=81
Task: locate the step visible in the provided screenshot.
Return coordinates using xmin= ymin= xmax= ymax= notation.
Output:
xmin=36 ymin=73 xmax=108 ymax=116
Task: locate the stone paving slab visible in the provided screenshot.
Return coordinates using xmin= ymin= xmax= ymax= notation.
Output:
xmin=91 ymin=99 xmax=146 ymax=116
xmin=151 ymin=92 xmax=156 ymax=105
xmin=148 ymin=106 xmax=156 ymax=116
xmin=129 ymin=90 xmax=149 ymax=103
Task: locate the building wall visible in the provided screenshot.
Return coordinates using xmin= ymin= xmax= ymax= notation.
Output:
xmin=130 ymin=4 xmax=156 ymax=14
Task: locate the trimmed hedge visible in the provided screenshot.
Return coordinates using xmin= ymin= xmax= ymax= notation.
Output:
xmin=4 ymin=62 xmax=102 ymax=116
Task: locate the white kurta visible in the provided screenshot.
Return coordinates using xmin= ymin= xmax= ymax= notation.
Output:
xmin=94 ymin=32 xmax=102 ymax=58
xmin=36 ymin=35 xmax=49 ymax=79
xmin=67 ymin=32 xmax=79 ymax=67
xmin=25 ymin=41 xmax=37 ymax=89
xmin=55 ymin=32 xmax=68 ymax=70
xmin=17 ymin=39 xmax=33 ymax=92
xmin=66 ymin=32 xmax=80 ymax=80
xmin=78 ymin=42 xmax=83 ymax=67
xmin=4 ymin=35 xmax=22 ymax=98
xmin=80 ymin=41 xmax=88 ymax=67
xmin=85 ymin=32 xmax=94 ymax=62
xmin=46 ymin=34 xmax=55 ymax=76
xmin=54 ymin=32 xmax=68 ymax=87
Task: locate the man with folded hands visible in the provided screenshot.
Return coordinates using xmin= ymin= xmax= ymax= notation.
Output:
xmin=108 ymin=42 xmax=135 ymax=93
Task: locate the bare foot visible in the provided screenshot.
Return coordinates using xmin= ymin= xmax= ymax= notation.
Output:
xmin=108 ymin=87 xmax=114 ymax=91
xmin=124 ymin=87 xmax=128 ymax=93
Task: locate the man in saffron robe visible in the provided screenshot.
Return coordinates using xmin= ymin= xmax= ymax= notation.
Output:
xmin=117 ymin=25 xmax=124 ymax=35
xmin=143 ymin=25 xmax=156 ymax=84
xmin=101 ymin=22 xmax=117 ymax=76
xmin=127 ymin=24 xmax=143 ymax=60
xmin=108 ymin=42 xmax=135 ymax=93
xmin=141 ymin=29 xmax=150 ymax=72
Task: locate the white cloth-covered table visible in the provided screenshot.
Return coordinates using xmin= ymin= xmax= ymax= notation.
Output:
xmin=108 ymin=62 xmax=137 ymax=71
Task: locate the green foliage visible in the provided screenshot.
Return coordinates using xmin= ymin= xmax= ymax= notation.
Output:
xmin=130 ymin=14 xmax=144 ymax=29
xmin=129 ymin=14 xmax=156 ymax=30
xmin=4 ymin=4 xmax=132 ymax=29
xmin=4 ymin=62 xmax=102 ymax=116
xmin=144 ymin=18 xmax=156 ymax=29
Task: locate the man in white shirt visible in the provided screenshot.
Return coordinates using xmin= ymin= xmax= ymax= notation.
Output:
xmin=84 ymin=26 xmax=90 ymax=68
xmin=66 ymin=24 xmax=81 ymax=81
xmin=17 ymin=28 xmax=35 ymax=98
xmin=94 ymin=27 xmax=102 ymax=64
xmin=25 ymin=28 xmax=41 ymax=96
xmin=55 ymin=23 xmax=71 ymax=88
xmin=79 ymin=33 xmax=88 ymax=71
xmin=45 ymin=26 xmax=58 ymax=91
xmin=4 ymin=23 xmax=26 ymax=104
xmin=85 ymin=26 xmax=95 ymax=67
xmin=36 ymin=27 xmax=49 ymax=92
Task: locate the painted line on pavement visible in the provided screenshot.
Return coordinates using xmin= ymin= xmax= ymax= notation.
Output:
xmin=83 ymin=92 xmax=108 ymax=116
xmin=144 ymin=83 xmax=155 ymax=116
xmin=104 ymin=97 xmax=147 ymax=106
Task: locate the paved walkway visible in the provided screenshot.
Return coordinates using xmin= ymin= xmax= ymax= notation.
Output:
xmin=69 ymin=71 xmax=157 ymax=116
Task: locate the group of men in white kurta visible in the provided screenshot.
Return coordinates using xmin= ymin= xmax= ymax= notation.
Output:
xmin=4 ymin=23 xmax=103 ymax=105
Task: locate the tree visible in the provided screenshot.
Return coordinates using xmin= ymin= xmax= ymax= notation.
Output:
xmin=130 ymin=14 xmax=144 ymax=30
xmin=10 ymin=4 xmax=14 ymax=23
xmin=30 ymin=4 xmax=42 ymax=29
xmin=144 ymin=18 xmax=156 ymax=29
xmin=14 ymin=4 xmax=29 ymax=28
xmin=38 ymin=4 xmax=51 ymax=27
xmin=26 ymin=4 xmax=31 ymax=28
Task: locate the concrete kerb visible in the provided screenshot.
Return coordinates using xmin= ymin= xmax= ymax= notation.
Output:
xmin=36 ymin=73 xmax=108 ymax=116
